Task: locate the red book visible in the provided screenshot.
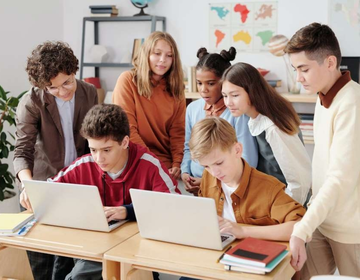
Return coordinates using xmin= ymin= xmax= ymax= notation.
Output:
xmin=84 ymin=77 xmax=101 ymax=89
xmin=222 ymin=237 xmax=287 ymax=268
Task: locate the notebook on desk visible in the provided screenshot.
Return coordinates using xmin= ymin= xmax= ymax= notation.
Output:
xmin=23 ymin=180 xmax=127 ymax=232
xmin=130 ymin=189 xmax=235 ymax=250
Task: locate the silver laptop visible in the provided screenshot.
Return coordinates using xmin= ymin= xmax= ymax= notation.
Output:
xmin=23 ymin=180 xmax=127 ymax=232
xmin=130 ymin=189 xmax=235 ymax=250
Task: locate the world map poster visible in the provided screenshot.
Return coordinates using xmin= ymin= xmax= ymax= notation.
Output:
xmin=209 ymin=2 xmax=278 ymax=52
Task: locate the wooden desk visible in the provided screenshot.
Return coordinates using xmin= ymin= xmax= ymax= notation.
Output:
xmin=0 ymin=222 xmax=138 ymax=280
xmin=103 ymin=234 xmax=295 ymax=280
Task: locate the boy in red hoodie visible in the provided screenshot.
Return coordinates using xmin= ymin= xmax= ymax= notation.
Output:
xmin=50 ymin=104 xmax=180 ymax=279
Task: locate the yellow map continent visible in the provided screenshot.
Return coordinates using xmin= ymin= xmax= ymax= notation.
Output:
xmin=233 ymin=31 xmax=252 ymax=45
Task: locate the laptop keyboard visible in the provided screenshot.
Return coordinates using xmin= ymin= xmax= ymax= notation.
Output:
xmin=221 ymin=235 xmax=230 ymax=242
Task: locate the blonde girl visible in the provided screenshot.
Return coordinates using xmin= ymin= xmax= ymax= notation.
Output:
xmin=113 ymin=31 xmax=185 ymax=179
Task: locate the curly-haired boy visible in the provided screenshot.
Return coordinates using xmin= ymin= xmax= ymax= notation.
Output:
xmin=14 ymin=40 xmax=98 ymax=280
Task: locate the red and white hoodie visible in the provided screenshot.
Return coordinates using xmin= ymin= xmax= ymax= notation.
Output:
xmin=49 ymin=141 xmax=180 ymax=219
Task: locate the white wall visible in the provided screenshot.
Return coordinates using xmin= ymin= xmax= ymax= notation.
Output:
xmin=63 ymin=0 xmax=329 ymax=93
xmin=0 ymin=0 xmax=64 ymax=95
xmin=0 ymin=0 xmax=63 ymax=192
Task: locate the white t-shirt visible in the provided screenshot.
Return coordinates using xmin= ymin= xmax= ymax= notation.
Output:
xmin=221 ymin=181 xmax=237 ymax=222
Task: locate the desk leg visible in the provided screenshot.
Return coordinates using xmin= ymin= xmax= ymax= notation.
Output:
xmin=102 ymin=259 xmax=120 ymax=280
xmin=120 ymin=263 xmax=152 ymax=280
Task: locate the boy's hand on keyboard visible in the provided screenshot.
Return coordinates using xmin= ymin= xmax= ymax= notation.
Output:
xmin=104 ymin=206 xmax=127 ymax=222
xmin=218 ymin=216 xmax=247 ymax=239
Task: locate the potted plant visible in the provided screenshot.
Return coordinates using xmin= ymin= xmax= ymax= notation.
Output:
xmin=0 ymin=85 xmax=26 ymax=202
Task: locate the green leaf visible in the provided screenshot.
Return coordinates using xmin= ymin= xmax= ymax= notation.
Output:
xmin=18 ymin=90 xmax=27 ymax=99
xmin=3 ymin=115 xmax=15 ymax=126
xmin=0 ymin=132 xmax=6 ymax=142
xmin=7 ymin=97 xmax=19 ymax=107
xmin=0 ymin=86 xmax=6 ymax=100
xmin=2 ymin=146 xmax=9 ymax=158
xmin=4 ymin=172 xmax=13 ymax=184
xmin=0 ymin=163 xmax=9 ymax=173
xmin=6 ymin=183 xmax=14 ymax=190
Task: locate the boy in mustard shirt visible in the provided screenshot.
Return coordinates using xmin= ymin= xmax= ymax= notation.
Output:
xmin=189 ymin=117 xmax=305 ymax=241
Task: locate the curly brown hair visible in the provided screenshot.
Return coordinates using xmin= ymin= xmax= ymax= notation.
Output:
xmin=26 ymin=41 xmax=79 ymax=89
xmin=80 ymin=104 xmax=130 ymax=144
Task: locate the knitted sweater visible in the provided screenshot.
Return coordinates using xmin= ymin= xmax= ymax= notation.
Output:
xmin=112 ymin=71 xmax=186 ymax=169
xmin=293 ymin=78 xmax=360 ymax=244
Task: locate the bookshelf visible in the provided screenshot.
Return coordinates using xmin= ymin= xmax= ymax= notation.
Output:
xmin=80 ymin=16 xmax=166 ymax=79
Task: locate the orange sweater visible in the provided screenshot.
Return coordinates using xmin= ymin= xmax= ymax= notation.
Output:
xmin=112 ymin=71 xmax=186 ymax=169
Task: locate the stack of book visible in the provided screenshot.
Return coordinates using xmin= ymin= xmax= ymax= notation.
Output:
xmin=89 ymin=5 xmax=119 ymax=17
xmin=299 ymin=114 xmax=314 ymax=143
xmin=220 ymin=237 xmax=288 ymax=274
xmin=266 ymin=80 xmax=282 ymax=88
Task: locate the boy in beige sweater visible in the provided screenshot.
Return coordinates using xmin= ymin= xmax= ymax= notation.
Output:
xmin=285 ymin=23 xmax=360 ymax=278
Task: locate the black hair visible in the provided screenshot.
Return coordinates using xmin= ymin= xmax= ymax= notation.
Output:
xmin=196 ymin=47 xmax=236 ymax=77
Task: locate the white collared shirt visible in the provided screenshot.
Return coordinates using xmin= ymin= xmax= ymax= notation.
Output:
xmin=248 ymin=114 xmax=312 ymax=205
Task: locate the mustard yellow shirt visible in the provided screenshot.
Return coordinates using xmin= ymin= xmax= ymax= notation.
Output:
xmin=199 ymin=159 xmax=305 ymax=225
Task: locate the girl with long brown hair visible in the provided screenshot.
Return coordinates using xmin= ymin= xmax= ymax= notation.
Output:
xmin=221 ymin=62 xmax=311 ymax=205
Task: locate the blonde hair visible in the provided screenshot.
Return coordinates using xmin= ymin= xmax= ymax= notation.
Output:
xmin=189 ymin=117 xmax=237 ymax=161
xmin=131 ymin=31 xmax=184 ymax=100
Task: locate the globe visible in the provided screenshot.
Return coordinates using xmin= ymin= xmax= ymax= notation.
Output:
xmin=131 ymin=0 xmax=153 ymax=16
xmin=268 ymin=35 xmax=289 ymax=57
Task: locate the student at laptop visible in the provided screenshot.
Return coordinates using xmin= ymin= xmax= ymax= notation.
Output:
xmin=49 ymin=103 xmax=180 ymax=280
xmin=189 ymin=117 xmax=306 ymax=241
xmin=13 ymin=41 xmax=98 ymax=280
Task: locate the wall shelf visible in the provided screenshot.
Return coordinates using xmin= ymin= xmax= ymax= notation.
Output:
xmin=80 ymin=16 xmax=166 ymax=79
